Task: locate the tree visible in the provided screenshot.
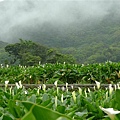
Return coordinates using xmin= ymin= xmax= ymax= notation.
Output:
xmin=5 ymin=39 xmax=76 ymax=65
xmin=5 ymin=39 xmax=48 ymax=65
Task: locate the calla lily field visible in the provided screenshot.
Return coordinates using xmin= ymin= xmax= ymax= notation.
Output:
xmin=1 ymin=62 xmax=120 ymax=119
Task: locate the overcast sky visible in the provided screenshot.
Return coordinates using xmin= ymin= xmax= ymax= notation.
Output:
xmin=0 ymin=0 xmax=120 ymax=43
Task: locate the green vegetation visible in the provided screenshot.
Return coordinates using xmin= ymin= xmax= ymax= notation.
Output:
xmin=4 ymin=39 xmax=75 ymax=66
xmin=0 ymin=41 xmax=9 ymax=64
xmin=21 ymin=13 xmax=120 ymax=64
xmin=1 ymin=13 xmax=120 ymax=64
xmin=1 ymin=80 xmax=120 ymax=120
xmin=0 ymin=61 xmax=120 ymax=84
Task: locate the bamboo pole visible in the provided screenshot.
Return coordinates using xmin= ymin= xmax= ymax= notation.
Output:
xmin=0 ymin=84 xmax=116 ymax=88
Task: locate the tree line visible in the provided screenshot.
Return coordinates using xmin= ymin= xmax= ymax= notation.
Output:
xmin=4 ymin=39 xmax=75 ymax=66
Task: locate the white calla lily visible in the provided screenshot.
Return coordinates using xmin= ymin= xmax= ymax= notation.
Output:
xmin=54 ymin=80 xmax=58 ymax=87
xmin=88 ymin=88 xmax=91 ymax=93
xmin=5 ymin=80 xmax=9 ymax=89
xmin=19 ymin=81 xmax=22 ymax=88
xmin=78 ymin=87 xmax=82 ymax=95
xmin=99 ymin=106 xmax=120 ymax=120
xmin=61 ymin=86 xmax=65 ymax=91
xmin=95 ymin=81 xmax=100 ymax=89
xmin=61 ymin=94 xmax=63 ymax=103
xmin=42 ymin=84 xmax=46 ymax=92
xmin=71 ymin=85 xmax=73 ymax=90
xmin=24 ymin=91 xmax=27 ymax=94
xmin=84 ymin=88 xmax=87 ymax=97
xmin=109 ymin=84 xmax=113 ymax=95
xmin=15 ymin=82 xmax=20 ymax=89
xmin=9 ymin=86 xmax=12 ymax=95
xmin=72 ymin=91 xmax=76 ymax=103
xmin=66 ymin=83 xmax=68 ymax=92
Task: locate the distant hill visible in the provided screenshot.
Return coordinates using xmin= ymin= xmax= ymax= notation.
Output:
xmin=0 ymin=41 xmax=8 ymax=48
xmin=24 ymin=13 xmax=120 ymax=63
xmin=0 ymin=41 xmax=9 ymax=64
xmin=1 ymin=10 xmax=120 ymax=64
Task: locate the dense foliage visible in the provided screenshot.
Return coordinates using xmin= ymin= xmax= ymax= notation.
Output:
xmin=1 ymin=81 xmax=120 ymax=120
xmin=5 ymin=39 xmax=75 ymax=66
xmin=0 ymin=61 xmax=120 ymax=84
xmin=0 ymin=41 xmax=9 ymax=64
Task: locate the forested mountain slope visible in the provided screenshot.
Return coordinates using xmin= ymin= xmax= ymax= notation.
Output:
xmin=23 ymin=13 xmax=120 ymax=63
xmin=1 ymin=1 xmax=120 ymax=64
xmin=0 ymin=41 xmax=9 ymax=64
xmin=1 ymin=14 xmax=120 ymax=64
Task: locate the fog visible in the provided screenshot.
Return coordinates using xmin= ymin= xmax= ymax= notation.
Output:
xmin=0 ymin=0 xmax=120 ymax=43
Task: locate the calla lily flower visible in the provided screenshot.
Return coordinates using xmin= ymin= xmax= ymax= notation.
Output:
xmin=54 ymin=80 xmax=58 ymax=87
xmin=15 ymin=82 xmax=20 ymax=89
xmin=61 ymin=86 xmax=65 ymax=91
xmin=95 ymin=81 xmax=100 ymax=89
xmin=37 ymin=86 xmax=41 ymax=95
xmin=61 ymin=94 xmax=63 ymax=103
xmin=19 ymin=81 xmax=22 ymax=88
xmin=42 ymin=84 xmax=46 ymax=92
xmin=5 ymin=80 xmax=9 ymax=88
xmin=66 ymin=83 xmax=68 ymax=92
xmin=66 ymin=83 xmax=68 ymax=88
xmin=24 ymin=91 xmax=27 ymax=94
xmin=6 ymin=64 xmax=9 ymax=68
xmin=71 ymin=85 xmax=73 ymax=89
xmin=84 ymin=88 xmax=87 ymax=97
xmin=88 ymin=88 xmax=91 ymax=93
xmin=72 ymin=91 xmax=76 ymax=103
xmin=109 ymin=84 xmax=113 ymax=95
xmin=9 ymin=86 xmax=12 ymax=95
xmin=99 ymin=106 xmax=120 ymax=120
xmin=78 ymin=87 xmax=82 ymax=95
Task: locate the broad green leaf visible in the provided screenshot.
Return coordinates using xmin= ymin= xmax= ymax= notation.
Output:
xmin=21 ymin=101 xmax=72 ymax=120
xmin=42 ymin=93 xmax=49 ymax=102
xmin=41 ymin=99 xmax=51 ymax=106
xmin=115 ymin=89 xmax=120 ymax=109
xmin=2 ymin=115 xmax=13 ymax=120
xmin=57 ymin=106 xmax=66 ymax=114
xmin=27 ymin=94 xmax=36 ymax=103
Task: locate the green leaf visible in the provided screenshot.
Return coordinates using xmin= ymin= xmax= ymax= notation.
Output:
xmin=42 ymin=93 xmax=50 ymax=102
xmin=2 ymin=115 xmax=13 ymax=120
xmin=115 ymin=89 xmax=120 ymax=109
xmin=21 ymin=101 xmax=72 ymax=120
xmin=27 ymin=94 xmax=36 ymax=103
xmin=41 ymin=99 xmax=51 ymax=106
xmin=75 ymin=111 xmax=87 ymax=117
xmin=57 ymin=106 xmax=66 ymax=114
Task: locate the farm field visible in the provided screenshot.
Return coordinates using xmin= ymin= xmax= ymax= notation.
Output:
xmin=1 ymin=81 xmax=120 ymax=120
xmin=0 ymin=61 xmax=120 ymax=84
xmin=0 ymin=61 xmax=120 ymax=120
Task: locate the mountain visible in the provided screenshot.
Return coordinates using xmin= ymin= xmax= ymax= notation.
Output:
xmin=1 ymin=2 xmax=120 ymax=64
xmin=12 ymin=13 xmax=120 ymax=64
xmin=0 ymin=41 xmax=9 ymax=64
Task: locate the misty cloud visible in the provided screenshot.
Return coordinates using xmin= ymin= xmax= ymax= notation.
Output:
xmin=0 ymin=0 xmax=120 ymax=43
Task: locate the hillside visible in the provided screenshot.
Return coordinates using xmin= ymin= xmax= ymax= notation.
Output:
xmin=1 ymin=2 xmax=120 ymax=64
xmin=1 ymin=14 xmax=120 ymax=64
xmin=0 ymin=41 xmax=9 ymax=64
xmin=12 ymin=13 xmax=120 ymax=64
